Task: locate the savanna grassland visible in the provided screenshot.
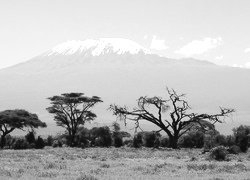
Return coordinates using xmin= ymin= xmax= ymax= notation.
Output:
xmin=0 ymin=147 xmax=250 ymax=180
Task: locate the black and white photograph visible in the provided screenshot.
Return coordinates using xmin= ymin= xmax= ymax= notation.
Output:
xmin=0 ymin=0 xmax=250 ymax=179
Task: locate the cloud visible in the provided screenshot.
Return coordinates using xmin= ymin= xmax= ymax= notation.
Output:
xmin=150 ymin=35 xmax=169 ymax=50
xmin=215 ymin=55 xmax=223 ymax=60
xmin=246 ymin=62 xmax=250 ymax=68
xmin=232 ymin=62 xmax=250 ymax=68
xmin=175 ymin=37 xmax=223 ymax=57
xmin=244 ymin=48 xmax=250 ymax=53
xmin=143 ymin=35 xmax=148 ymax=40
xmin=232 ymin=64 xmax=244 ymax=68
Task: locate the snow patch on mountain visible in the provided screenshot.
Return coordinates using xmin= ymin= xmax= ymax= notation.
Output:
xmin=47 ymin=38 xmax=153 ymax=56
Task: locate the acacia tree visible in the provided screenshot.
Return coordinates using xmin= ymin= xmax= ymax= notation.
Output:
xmin=46 ymin=92 xmax=102 ymax=147
xmin=0 ymin=109 xmax=47 ymax=148
xmin=110 ymin=88 xmax=234 ymax=149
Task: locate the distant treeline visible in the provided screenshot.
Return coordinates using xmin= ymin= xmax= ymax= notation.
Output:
xmin=2 ymin=123 xmax=250 ymax=156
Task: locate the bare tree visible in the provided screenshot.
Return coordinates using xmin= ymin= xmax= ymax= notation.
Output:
xmin=46 ymin=92 xmax=102 ymax=147
xmin=110 ymin=88 xmax=234 ymax=149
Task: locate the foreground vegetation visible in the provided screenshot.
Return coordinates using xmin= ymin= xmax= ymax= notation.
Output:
xmin=1 ymin=88 xmax=249 ymax=179
xmin=1 ymin=147 xmax=250 ymax=180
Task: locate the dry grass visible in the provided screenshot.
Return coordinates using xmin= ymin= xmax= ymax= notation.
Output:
xmin=0 ymin=147 xmax=250 ymax=180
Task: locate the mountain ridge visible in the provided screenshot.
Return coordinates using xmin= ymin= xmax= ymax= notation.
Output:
xmin=1 ymin=38 xmax=216 ymax=75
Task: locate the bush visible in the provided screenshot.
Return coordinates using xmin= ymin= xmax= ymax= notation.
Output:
xmin=95 ymin=136 xmax=112 ymax=147
xmin=76 ymin=127 xmax=90 ymax=147
xmin=35 ymin=136 xmax=45 ymax=149
xmin=226 ymin=135 xmax=235 ymax=147
xmin=228 ymin=145 xmax=241 ymax=154
xmin=53 ymin=133 xmax=68 ymax=146
xmin=123 ymin=139 xmax=133 ymax=147
xmin=4 ymin=135 xmax=15 ymax=149
xmin=239 ymin=137 xmax=249 ymax=152
xmin=233 ymin=125 xmax=250 ymax=153
xmin=46 ymin=135 xmax=53 ymax=146
xmin=13 ymin=138 xmax=29 ymax=150
xmin=132 ymin=133 xmax=142 ymax=148
xmin=25 ymin=131 xmax=36 ymax=144
xmin=52 ymin=140 xmax=62 ymax=148
xmin=214 ymin=134 xmax=227 ymax=146
xmin=113 ymin=136 xmax=123 ymax=147
xmin=179 ymin=135 xmax=195 ymax=148
xmin=144 ymin=132 xmax=156 ymax=148
xmin=27 ymin=143 xmax=36 ymax=149
xmin=204 ymin=134 xmax=217 ymax=151
xmin=160 ymin=136 xmax=169 ymax=147
xmin=203 ymin=130 xmax=220 ymax=151
xmin=90 ymin=126 xmax=112 ymax=147
xmin=210 ymin=146 xmax=228 ymax=161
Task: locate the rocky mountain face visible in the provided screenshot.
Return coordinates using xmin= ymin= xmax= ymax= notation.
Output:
xmin=0 ymin=38 xmax=249 ymax=135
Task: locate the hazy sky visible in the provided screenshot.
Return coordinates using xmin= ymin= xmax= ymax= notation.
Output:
xmin=1 ymin=0 xmax=250 ymax=69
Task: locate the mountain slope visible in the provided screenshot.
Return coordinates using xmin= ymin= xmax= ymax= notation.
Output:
xmin=0 ymin=38 xmax=249 ymax=135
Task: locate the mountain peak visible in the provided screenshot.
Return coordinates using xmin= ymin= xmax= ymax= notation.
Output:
xmin=46 ymin=38 xmax=153 ymax=56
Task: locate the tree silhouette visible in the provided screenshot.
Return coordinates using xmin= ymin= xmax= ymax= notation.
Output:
xmin=0 ymin=109 xmax=46 ymax=148
xmin=110 ymin=88 xmax=234 ymax=149
xmin=46 ymin=92 xmax=102 ymax=147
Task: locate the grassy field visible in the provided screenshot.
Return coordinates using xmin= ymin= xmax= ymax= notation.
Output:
xmin=0 ymin=147 xmax=250 ymax=180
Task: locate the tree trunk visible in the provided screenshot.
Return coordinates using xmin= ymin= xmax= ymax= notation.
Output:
xmin=67 ymin=129 xmax=74 ymax=147
xmin=169 ymin=135 xmax=179 ymax=149
xmin=70 ymin=130 xmax=76 ymax=147
xmin=0 ymin=134 xmax=6 ymax=149
xmin=70 ymin=135 xmax=75 ymax=147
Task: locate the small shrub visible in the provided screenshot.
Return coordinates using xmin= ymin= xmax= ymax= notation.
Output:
xmin=133 ymin=134 xmax=142 ymax=148
xmin=35 ymin=136 xmax=45 ymax=149
xmin=95 ymin=136 xmax=112 ymax=147
xmin=160 ymin=136 xmax=169 ymax=147
xmin=13 ymin=138 xmax=29 ymax=150
xmin=179 ymin=135 xmax=195 ymax=148
xmin=233 ymin=125 xmax=250 ymax=153
xmin=25 ymin=131 xmax=36 ymax=144
xmin=228 ymin=145 xmax=241 ymax=154
xmin=27 ymin=143 xmax=36 ymax=149
xmin=52 ymin=140 xmax=62 ymax=148
xmin=38 ymin=171 xmax=58 ymax=178
xmin=180 ymin=130 xmax=204 ymax=148
xmin=210 ymin=146 xmax=228 ymax=161
xmin=90 ymin=126 xmax=112 ymax=147
xmin=100 ymin=163 xmax=110 ymax=168
xmin=76 ymin=173 xmax=98 ymax=180
xmin=5 ymin=135 xmax=15 ymax=148
xmin=113 ymin=136 xmax=123 ymax=147
xmin=214 ymin=134 xmax=227 ymax=146
xmin=204 ymin=134 xmax=216 ymax=151
xmin=187 ymin=163 xmax=217 ymax=171
xmin=46 ymin=135 xmax=53 ymax=146
xmin=217 ymin=163 xmax=249 ymax=173
xmin=190 ymin=156 xmax=198 ymax=161
xmin=123 ymin=139 xmax=133 ymax=147
xmin=225 ymin=135 xmax=235 ymax=147
xmin=44 ymin=161 xmax=58 ymax=169
xmin=238 ymin=137 xmax=248 ymax=152
xmin=144 ymin=132 xmax=156 ymax=148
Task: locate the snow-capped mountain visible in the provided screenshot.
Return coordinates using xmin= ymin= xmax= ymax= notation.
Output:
xmin=3 ymin=38 xmax=214 ymax=75
xmin=45 ymin=38 xmax=153 ymax=56
xmin=0 ymin=38 xmax=249 ymax=135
